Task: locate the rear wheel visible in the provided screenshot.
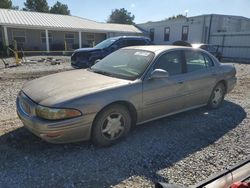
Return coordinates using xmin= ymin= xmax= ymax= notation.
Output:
xmin=92 ymin=104 xmax=131 ymax=146
xmin=208 ymin=83 xmax=226 ymax=109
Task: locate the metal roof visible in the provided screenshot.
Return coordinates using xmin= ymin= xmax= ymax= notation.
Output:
xmin=137 ymin=14 xmax=250 ymax=25
xmin=0 ymin=9 xmax=142 ymax=33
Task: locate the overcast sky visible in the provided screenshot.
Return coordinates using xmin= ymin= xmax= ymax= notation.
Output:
xmin=12 ymin=0 xmax=250 ymax=24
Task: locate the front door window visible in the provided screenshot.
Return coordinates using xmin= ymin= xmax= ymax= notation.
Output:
xmin=154 ymin=51 xmax=183 ymax=76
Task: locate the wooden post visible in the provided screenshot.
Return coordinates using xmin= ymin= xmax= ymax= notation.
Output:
xmin=45 ymin=29 xmax=50 ymax=52
xmin=79 ymin=31 xmax=82 ymax=48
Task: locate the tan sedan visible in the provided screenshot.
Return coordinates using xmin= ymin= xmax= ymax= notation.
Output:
xmin=17 ymin=46 xmax=237 ymax=146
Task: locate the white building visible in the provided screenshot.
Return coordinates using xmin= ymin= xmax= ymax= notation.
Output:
xmin=0 ymin=9 xmax=142 ymax=52
xmin=137 ymin=14 xmax=250 ymax=59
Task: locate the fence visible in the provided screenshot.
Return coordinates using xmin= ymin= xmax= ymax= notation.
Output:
xmin=210 ymin=32 xmax=250 ymax=61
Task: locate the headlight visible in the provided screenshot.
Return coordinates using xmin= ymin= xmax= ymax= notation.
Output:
xmin=36 ymin=105 xmax=82 ymax=120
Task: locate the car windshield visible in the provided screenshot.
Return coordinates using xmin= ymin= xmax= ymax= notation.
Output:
xmin=90 ymin=49 xmax=154 ymax=80
xmin=94 ymin=38 xmax=118 ymax=49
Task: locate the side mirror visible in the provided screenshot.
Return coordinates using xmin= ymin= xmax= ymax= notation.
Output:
xmin=149 ymin=69 xmax=169 ymax=79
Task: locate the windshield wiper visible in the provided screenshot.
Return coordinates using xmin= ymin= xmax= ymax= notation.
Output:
xmin=92 ymin=69 xmax=114 ymax=77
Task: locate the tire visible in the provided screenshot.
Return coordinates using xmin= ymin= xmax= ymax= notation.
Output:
xmin=92 ymin=104 xmax=131 ymax=147
xmin=207 ymin=82 xmax=226 ymax=109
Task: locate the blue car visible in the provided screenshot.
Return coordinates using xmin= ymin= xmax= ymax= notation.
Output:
xmin=71 ymin=36 xmax=152 ymax=68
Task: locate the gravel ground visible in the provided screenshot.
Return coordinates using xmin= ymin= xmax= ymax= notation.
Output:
xmin=0 ymin=58 xmax=249 ymax=188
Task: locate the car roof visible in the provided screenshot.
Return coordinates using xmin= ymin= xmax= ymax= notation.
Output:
xmin=192 ymin=43 xmax=206 ymax=46
xmin=123 ymin=45 xmax=195 ymax=54
xmin=123 ymin=45 xmax=220 ymax=66
xmin=192 ymin=43 xmax=214 ymax=47
xmin=110 ymin=36 xmax=150 ymax=40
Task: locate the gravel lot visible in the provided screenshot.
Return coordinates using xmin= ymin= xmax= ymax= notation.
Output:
xmin=0 ymin=58 xmax=249 ymax=188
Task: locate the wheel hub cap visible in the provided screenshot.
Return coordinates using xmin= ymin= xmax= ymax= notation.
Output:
xmin=102 ymin=114 xmax=124 ymax=139
xmin=212 ymin=88 xmax=222 ymax=104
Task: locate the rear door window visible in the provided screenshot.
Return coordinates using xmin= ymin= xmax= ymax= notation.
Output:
xmin=185 ymin=50 xmax=207 ymax=72
xmin=203 ymin=53 xmax=214 ymax=67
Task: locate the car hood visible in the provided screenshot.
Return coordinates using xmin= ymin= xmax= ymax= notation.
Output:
xmin=22 ymin=69 xmax=130 ymax=106
xmin=74 ymin=48 xmax=102 ymax=53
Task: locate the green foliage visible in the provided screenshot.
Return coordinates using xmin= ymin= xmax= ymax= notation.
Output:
xmin=50 ymin=1 xmax=70 ymax=15
xmin=0 ymin=0 xmax=18 ymax=9
xmin=23 ymin=0 xmax=49 ymax=12
xmin=107 ymin=8 xmax=135 ymax=25
xmin=23 ymin=0 xmax=71 ymax=15
xmin=167 ymin=14 xmax=187 ymax=20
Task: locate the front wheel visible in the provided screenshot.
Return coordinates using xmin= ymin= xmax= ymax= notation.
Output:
xmin=207 ymin=83 xmax=226 ymax=109
xmin=92 ymin=104 xmax=131 ymax=147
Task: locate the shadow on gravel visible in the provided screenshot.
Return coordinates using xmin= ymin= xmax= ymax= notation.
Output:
xmin=0 ymin=101 xmax=246 ymax=188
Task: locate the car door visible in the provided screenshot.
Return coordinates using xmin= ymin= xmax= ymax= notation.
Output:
xmin=142 ymin=50 xmax=189 ymax=121
xmin=181 ymin=50 xmax=218 ymax=108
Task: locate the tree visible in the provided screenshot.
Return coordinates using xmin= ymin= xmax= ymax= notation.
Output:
xmin=50 ymin=1 xmax=70 ymax=15
xmin=167 ymin=14 xmax=186 ymax=20
xmin=23 ymin=0 xmax=49 ymax=12
xmin=0 ymin=0 xmax=18 ymax=9
xmin=107 ymin=8 xmax=135 ymax=25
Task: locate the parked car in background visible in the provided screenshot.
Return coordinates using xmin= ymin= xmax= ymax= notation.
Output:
xmin=17 ymin=45 xmax=236 ymax=146
xmin=192 ymin=43 xmax=222 ymax=61
xmin=172 ymin=40 xmax=192 ymax=47
xmin=71 ymin=36 xmax=152 ymax=68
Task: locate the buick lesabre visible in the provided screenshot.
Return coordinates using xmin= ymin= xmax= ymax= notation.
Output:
xmin=17 ymin=46 xmax=236 ymax=146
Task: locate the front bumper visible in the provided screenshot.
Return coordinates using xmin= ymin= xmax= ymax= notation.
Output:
xmin=16 ymin=92 xmax=95 ymax=143
xmin=71 ymin=58 xmax=92 ymax=69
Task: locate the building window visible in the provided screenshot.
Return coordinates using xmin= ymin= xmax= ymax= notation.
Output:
xmin=12 ymin=30 xmax=26 ymax=48
xmin=164 ymin=27 xmax=170 ymax=41
xmin=0 ymin=30 xmax=3 ymax=43
xmin=149 ymin=28 xmax=154 ymax=41
xmin=181 ymin=26 xmax=189 ymax=41
xmin=41 ymin=32 xmax=53 ymax=44
xmin=86 ymin=33 xmax=95 ymax=46
xmin=65 ymin=33 xmax=75 ymax=45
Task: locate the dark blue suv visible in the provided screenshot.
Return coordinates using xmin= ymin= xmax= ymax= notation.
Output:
xmin=71 ymin=36 xmax=152 ymax=68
